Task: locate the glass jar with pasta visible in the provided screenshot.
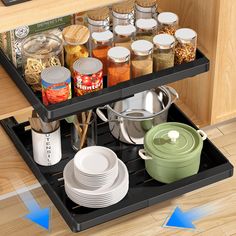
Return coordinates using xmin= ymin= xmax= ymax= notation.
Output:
xmin=21 ymin=33 xmax=64 ymax=92
xmin=62 ymin=25 xmax=90 ymax=71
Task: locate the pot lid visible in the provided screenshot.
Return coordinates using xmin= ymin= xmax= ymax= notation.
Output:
xmin=144 ymin=122 xmax=202 ymax=159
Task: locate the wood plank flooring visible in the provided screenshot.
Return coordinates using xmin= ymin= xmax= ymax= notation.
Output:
xmin=0 ymin=117 xmax=236 ymax=235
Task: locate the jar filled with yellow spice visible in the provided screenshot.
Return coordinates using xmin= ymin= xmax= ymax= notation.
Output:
xmin=135 ymin=18 xmax=157 ymax=42
xmin=131 ymin=40 xmax=153 ymax=79
xmin=157 ymin=12 xmax=179 ymax=36
xmin=114 ymin=24 xmax=136 ymax=50
xmin=62 ymin=25 xmax=90 ymax=71
xmin=135 ymin=0 xmax=157 ymax=20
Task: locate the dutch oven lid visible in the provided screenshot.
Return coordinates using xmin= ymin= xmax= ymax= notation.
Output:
xmin=144 ymin=122 xmax=202 ymax=159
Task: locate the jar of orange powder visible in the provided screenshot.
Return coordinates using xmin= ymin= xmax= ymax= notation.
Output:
xmin=107 ymin=46 xmax=131 ymax=87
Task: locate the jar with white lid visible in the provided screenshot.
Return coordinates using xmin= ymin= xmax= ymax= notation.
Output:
xmin=157 ymin=12 xmax=179 ymax=36
xmin=112 ymin=0 xmax=135 ymax=31
xmin=175 ymin=28 xmax=197 ymax=64
xmin=107 ymin=46 xmax=131 ymax=87
xmin=131 ymin=40 xmax=153 ymax=78
xmin=114 ymin=24 xmax=136 ymax=50
xmin=136 ymin=18 xmax=157 ymax=42
xmin=153 ymin=34 xmax=175 ymax=72
xmin=135 ymin=0 xmax=157 ymax=19
xmin=91 ymin=30 xmax=113 ymax=76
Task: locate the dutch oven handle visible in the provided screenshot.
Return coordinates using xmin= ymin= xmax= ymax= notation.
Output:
xmin=139 ymin=149 xmax=153 ymax=160
xmin=165 ymin=86 xmax=179 ymax=104
xmin=96 ymin=106 xmax=120 ymax=123
xmin=197 ymin=130 xmax=208 ymax=141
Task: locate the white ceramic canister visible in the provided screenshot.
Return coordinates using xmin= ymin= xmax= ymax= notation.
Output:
xmin=32 ymin=127 xmax=62 ymax=166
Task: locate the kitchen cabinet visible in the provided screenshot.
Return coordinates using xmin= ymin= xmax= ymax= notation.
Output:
xmin=159 ymin=0 xmax=236 ymax=126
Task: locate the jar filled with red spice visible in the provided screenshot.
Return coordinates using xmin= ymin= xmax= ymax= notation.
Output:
xmin=107 ymin=46 xmax=131 ymax=87
xmin=91 ymin=30 xmax=113 ymax=76
xmin=73 ymin=58 xmax=103 ymax=96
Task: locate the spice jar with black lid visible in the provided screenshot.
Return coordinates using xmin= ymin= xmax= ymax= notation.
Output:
xmin=91 ymin=30 xmax=113 ymax=76
xmin=112 ymin=0 xmax=135 ymax=31
xmin=157 ymin=12 xmax=179 ymax=36
xmin=153 ymin=34 xmax=175 ymax=71
xmin=174 ymin=28 xmax=197 ymax=65
xmin=136 ymin=18 xmax=157 ymax=42
xmin=114 ymin=24 xmax=136 ymax=50
xmin=131 ymin=40 xmax=153 ymax=79
xmin=135 ymin=0 xmax=157 ymax=20
xmin=107 ymin=46 xmax=131 ymax=87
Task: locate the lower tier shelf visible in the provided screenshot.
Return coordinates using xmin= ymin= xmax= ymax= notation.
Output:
xmin=0 ymin=105 xmax=233 ymax=232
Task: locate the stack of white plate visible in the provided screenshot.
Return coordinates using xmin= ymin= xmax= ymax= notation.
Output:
xmin=63 ymin=146 xmax=129 ymax=208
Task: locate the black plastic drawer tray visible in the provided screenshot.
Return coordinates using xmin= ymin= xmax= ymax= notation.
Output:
xmin=0 ymin=49 xmax=209 ymax=122
xmin=0 ymin=105 xmax=233 ymax=232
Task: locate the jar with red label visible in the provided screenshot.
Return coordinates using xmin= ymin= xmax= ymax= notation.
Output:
xmin=73 ymin=58 xmax=103 ymax=96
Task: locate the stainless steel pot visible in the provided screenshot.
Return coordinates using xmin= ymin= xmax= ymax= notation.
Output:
xmin=96 ymin=86 xmax=179 ymax=145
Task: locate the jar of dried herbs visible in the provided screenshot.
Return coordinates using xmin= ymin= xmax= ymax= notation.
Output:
xmin=131 ymin=40 xmax=153 ymax=78
xmin=62 ymin=25 xmax=90 ymax=71
xmin=157 ymin=12 xmax=179 ymax=36
xmin=174 ymin=28 xmax=197 ymax=65
xmin=91 ymin=30 xmax=113 ymax=76
xmin=153 ymin=34 xmax=175 ymax=72
xmin=114 ymin=24 xmax=136 ymax=50
xmin=107 ymin=46 xmax=131 ymax=87
xmin=135 ymin=0 xmax=157 ymax=20
xmin=136 ymin=18 xmax=157 ymax=42
xmin=112 ymin=0 xmax=135 ymax=31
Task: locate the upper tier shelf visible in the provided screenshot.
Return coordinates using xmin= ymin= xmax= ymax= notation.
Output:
xmin=0 ymin=0 xmax=123 ymax=33
xmin=0 ymin=48 xmax=209 ymax=122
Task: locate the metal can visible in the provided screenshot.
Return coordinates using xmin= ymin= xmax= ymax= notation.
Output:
xmin=41 ymin=66 xmax=71 ymax=106
xmin=73 ymin=58 xmax=103 ymax=96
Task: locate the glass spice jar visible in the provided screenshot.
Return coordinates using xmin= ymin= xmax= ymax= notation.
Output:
xmin=157 ymin=12 xmax=179 ymax=36
xmin=21 ymin=33 xmax=64 ymax=92
xmin=131 ymin=40 xmax=153 ymax=78
xmin=135 ymin=0 xmax=157 ymax=20
xmin=135 ymin=18 xmax=157 ymax=42
xmin=62 ymin=25 xmax=90 ymax=71
xmin=91 ymin=30 xmax=113 ymax=76
xmin=107 ymin=46 xmax=131 ymax=87
xmin=73 ymin=57 xmax=103 ymax=96
xmin=153 ymin=34 xmax=175 ymax=72
xmin=174 ymin=28 xmax=197 ymax=65
xmin=41 ymin=66 xmax=71 ymax=106
xmin=114 ymin=24 xmax=136 ymax=50
xmin=112 ymin=0 xmax=135 ymax=31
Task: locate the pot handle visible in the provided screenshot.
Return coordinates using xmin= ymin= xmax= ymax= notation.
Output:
xmin=197 ymin=130 xmax=208 ymax=141
xmin=165 ymin=86 xmax=179 ymax=104
xmin=139 ymin=149 xmax=153 ymax=160
xmin=96 ymin=106 xmax=109 ymax=122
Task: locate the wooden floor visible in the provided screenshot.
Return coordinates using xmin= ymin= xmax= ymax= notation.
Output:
xmin=0 ymin=117 xmax=236 ymax=235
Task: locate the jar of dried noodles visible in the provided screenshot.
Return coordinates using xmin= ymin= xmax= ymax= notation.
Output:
xmin=21 ymin=33 xmax=64 ymax=92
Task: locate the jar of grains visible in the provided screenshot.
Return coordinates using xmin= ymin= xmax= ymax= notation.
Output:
xmin=107 ymin=46 xmax=131 ymax=87
xmin=112 ymin=0 xmax=135 ymax=31
xmin=62 ymin=25 xmax=90 ymax=71
xmin=131 ymin=40 xmax=153 ymax=78
xmin=73 ymin=58 xmax=103 ymax=96
xmin=21 ymin=33 xmax=64 ymax=92
xmin=41 ymin=66 xmax=71 ymax=106
xmin=135 ymin=0 xmax=157 ymax=20
xmin=114 ymin=24 xmax=136 ymax=50
xmin=153 ymin=34 xmax=175 ymax=72
xmin=174 ymin=28 xmax=197 ymax=65
xmin=135 ymin=18 xmax=157 ymax=42
xmin=157 ymin=12 xmax=179 ymax=36
xmin=91 ymin=30 xmax=113 ymax=75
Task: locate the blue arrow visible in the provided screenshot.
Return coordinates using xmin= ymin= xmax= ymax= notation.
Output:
xmin=165 ymin=205 xmax=212 ymax=230
xmin=15 ymin=185 xmax=50 ymax=230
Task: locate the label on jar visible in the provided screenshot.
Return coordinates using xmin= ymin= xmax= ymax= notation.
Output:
xmin=73 ymin=70 xmax=103 ymax=96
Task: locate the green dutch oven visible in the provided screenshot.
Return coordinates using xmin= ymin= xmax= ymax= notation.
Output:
xmin=139 ymin=122 xmax=207 ymax=184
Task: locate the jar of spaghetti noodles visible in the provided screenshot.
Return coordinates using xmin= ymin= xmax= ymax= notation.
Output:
xmin=21 ymin=33 xmax=64 ymax=92
xmin=41 ymin=66 xmax=71 ymax=106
